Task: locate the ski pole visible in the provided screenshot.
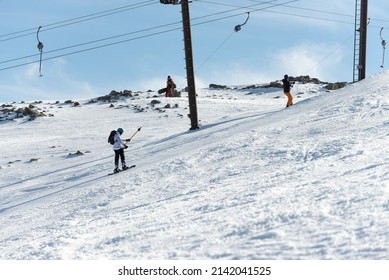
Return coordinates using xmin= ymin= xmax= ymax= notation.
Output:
xmin=126 ymin=127 xmax=142 ymax=142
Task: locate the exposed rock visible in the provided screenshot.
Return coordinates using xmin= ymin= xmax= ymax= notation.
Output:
xmin=67 ymin=150 xmax=84 ymax=157
xmin=209 ymin=84 xmax=229 ymax=89
xmin=209 ymin=76 xmax=348 ymax=92
xmin=96 ymin=89 xmax=133 ymax=102
xmin=150 ymin=100 xmax=162 ymax=106
xmin=1 ymin=106 xmax=47 ymax=121
xmin=325 ymin=82 xmax=348 ymax=90
xmin=269 ymin=81 xmax=283 ymax=88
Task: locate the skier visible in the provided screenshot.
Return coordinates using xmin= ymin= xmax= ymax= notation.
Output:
xmin=113 ymin=128 xmax=131 ymax=173
xmin=165 ymin=75 xmax=174 ymax=97
xmin=282 ymin=74 xmax=294 ymax=108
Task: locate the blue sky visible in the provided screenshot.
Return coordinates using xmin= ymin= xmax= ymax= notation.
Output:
xmin=0 ymin=0 xmax=388 ymax=102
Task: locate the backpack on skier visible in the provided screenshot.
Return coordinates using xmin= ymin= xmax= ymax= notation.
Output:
xmin=108 ymin=130 xmax=117 ymax=145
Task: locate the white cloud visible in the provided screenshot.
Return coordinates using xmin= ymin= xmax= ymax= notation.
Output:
xmin=204 ymin=64 xmax=276 ymax=85
xmin=269 ymin=41 xmax=345 ymax=81
xmin=191 ymin=41 xmax=348 ymax=87
xmin=0 ymin=58 xmax=100 ymax=102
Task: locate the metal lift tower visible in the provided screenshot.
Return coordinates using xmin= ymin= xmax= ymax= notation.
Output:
xmin=353 ymin=0 xmax=368 ymax=82
xmin=160 ymin=0 xmax=199 ymax=130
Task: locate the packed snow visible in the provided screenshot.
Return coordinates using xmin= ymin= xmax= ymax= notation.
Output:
xmin=0 ymin=72 xmax=388 ymax=260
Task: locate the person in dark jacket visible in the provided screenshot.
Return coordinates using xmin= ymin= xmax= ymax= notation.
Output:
xmin=165 ymin=76 xmax=174 ymax=97
xmin=113 ymin=128 xmax=131 ymax=173
xmin=282 ymin=74 xmax=294 ymax=107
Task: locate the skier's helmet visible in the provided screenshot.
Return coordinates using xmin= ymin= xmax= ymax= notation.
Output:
xmin=117 ymin=128 xmax=124 ymax=135
xmin=284 ymin=74 xmax=288 ymax=79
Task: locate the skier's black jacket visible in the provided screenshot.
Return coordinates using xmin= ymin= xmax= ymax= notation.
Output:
xmin=282 ymin=78 xmax=292 ymax=92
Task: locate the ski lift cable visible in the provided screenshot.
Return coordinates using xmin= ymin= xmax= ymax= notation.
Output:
xmin=0 ymin=0 xmax=295 ymax=66
xmin=196 ymin=31 xmax=235 ymax=74
xmin=0 ymin=0 xmax=279 ymax=46
xmin=0 ymin=0 xmax=157 ymax=43
xmin=304 ymin=35 xmax=354 ymax=75
xmin=198 ymin=0 xmax=388 ymax=29
xmin=248 ymin=0 xmax=353 ymax=19
xmin=2 ymin=0 xmax=387 ymax=45
xmin=197 ymin=0 xmax=280 ymax=10
xmin=190 ymin=0 xmax=298 ymax=28
xmin=188 ymin=12 xmax=251 ymax=85
xmin=1 ymin=0 xmax=385 ymax=73
xmin=0 ymin=2 xmax=264 ymax=73
xmin=0 ymin=26 xmax=183 ymax=72
xmin=0 ymin=1 xmax=354 ymax=74
xmin=189 ymin=2 xmax=300 ymax=76
xmin=0 ymin=19 xmax=184 ymax=66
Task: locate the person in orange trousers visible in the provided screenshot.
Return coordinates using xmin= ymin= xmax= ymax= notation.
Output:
xmin=282 ymin=74 xmax=294 ymax=107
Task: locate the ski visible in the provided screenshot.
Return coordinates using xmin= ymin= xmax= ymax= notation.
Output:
xmin=108 ymin=165 xmax=136 ymax=175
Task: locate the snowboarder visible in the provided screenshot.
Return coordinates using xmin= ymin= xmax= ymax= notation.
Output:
xmin=112 ymin=128 xmax=131 ymax=173
xmin=282 ymin=74 xmax=294 ymax=108
xmin=165 ymin=75 xmax=174 ymax=97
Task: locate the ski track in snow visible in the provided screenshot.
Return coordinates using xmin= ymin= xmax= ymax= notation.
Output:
xmin=0 ymin=72 xmax=388 ymax=259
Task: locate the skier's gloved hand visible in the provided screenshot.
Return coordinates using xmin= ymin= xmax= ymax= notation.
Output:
xmin=123 ymin=145 xmax=128 ymax=149
xmin=126 ymin=138 xmax=131 ymax=142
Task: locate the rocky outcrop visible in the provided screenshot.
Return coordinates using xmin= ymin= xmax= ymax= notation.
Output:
xmin=324 ymin=82 xmax=348 ymax=90
xmin=96 ymin=90 xmax=133 ymax=102
xmin=0 ymin=103 xmax=47 ymax=121
xmin=210 ymin=75 xmax=348 ymax=91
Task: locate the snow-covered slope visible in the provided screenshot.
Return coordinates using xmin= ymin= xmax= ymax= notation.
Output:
xmin=0 ymin=72 xmax=388 ymax=259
